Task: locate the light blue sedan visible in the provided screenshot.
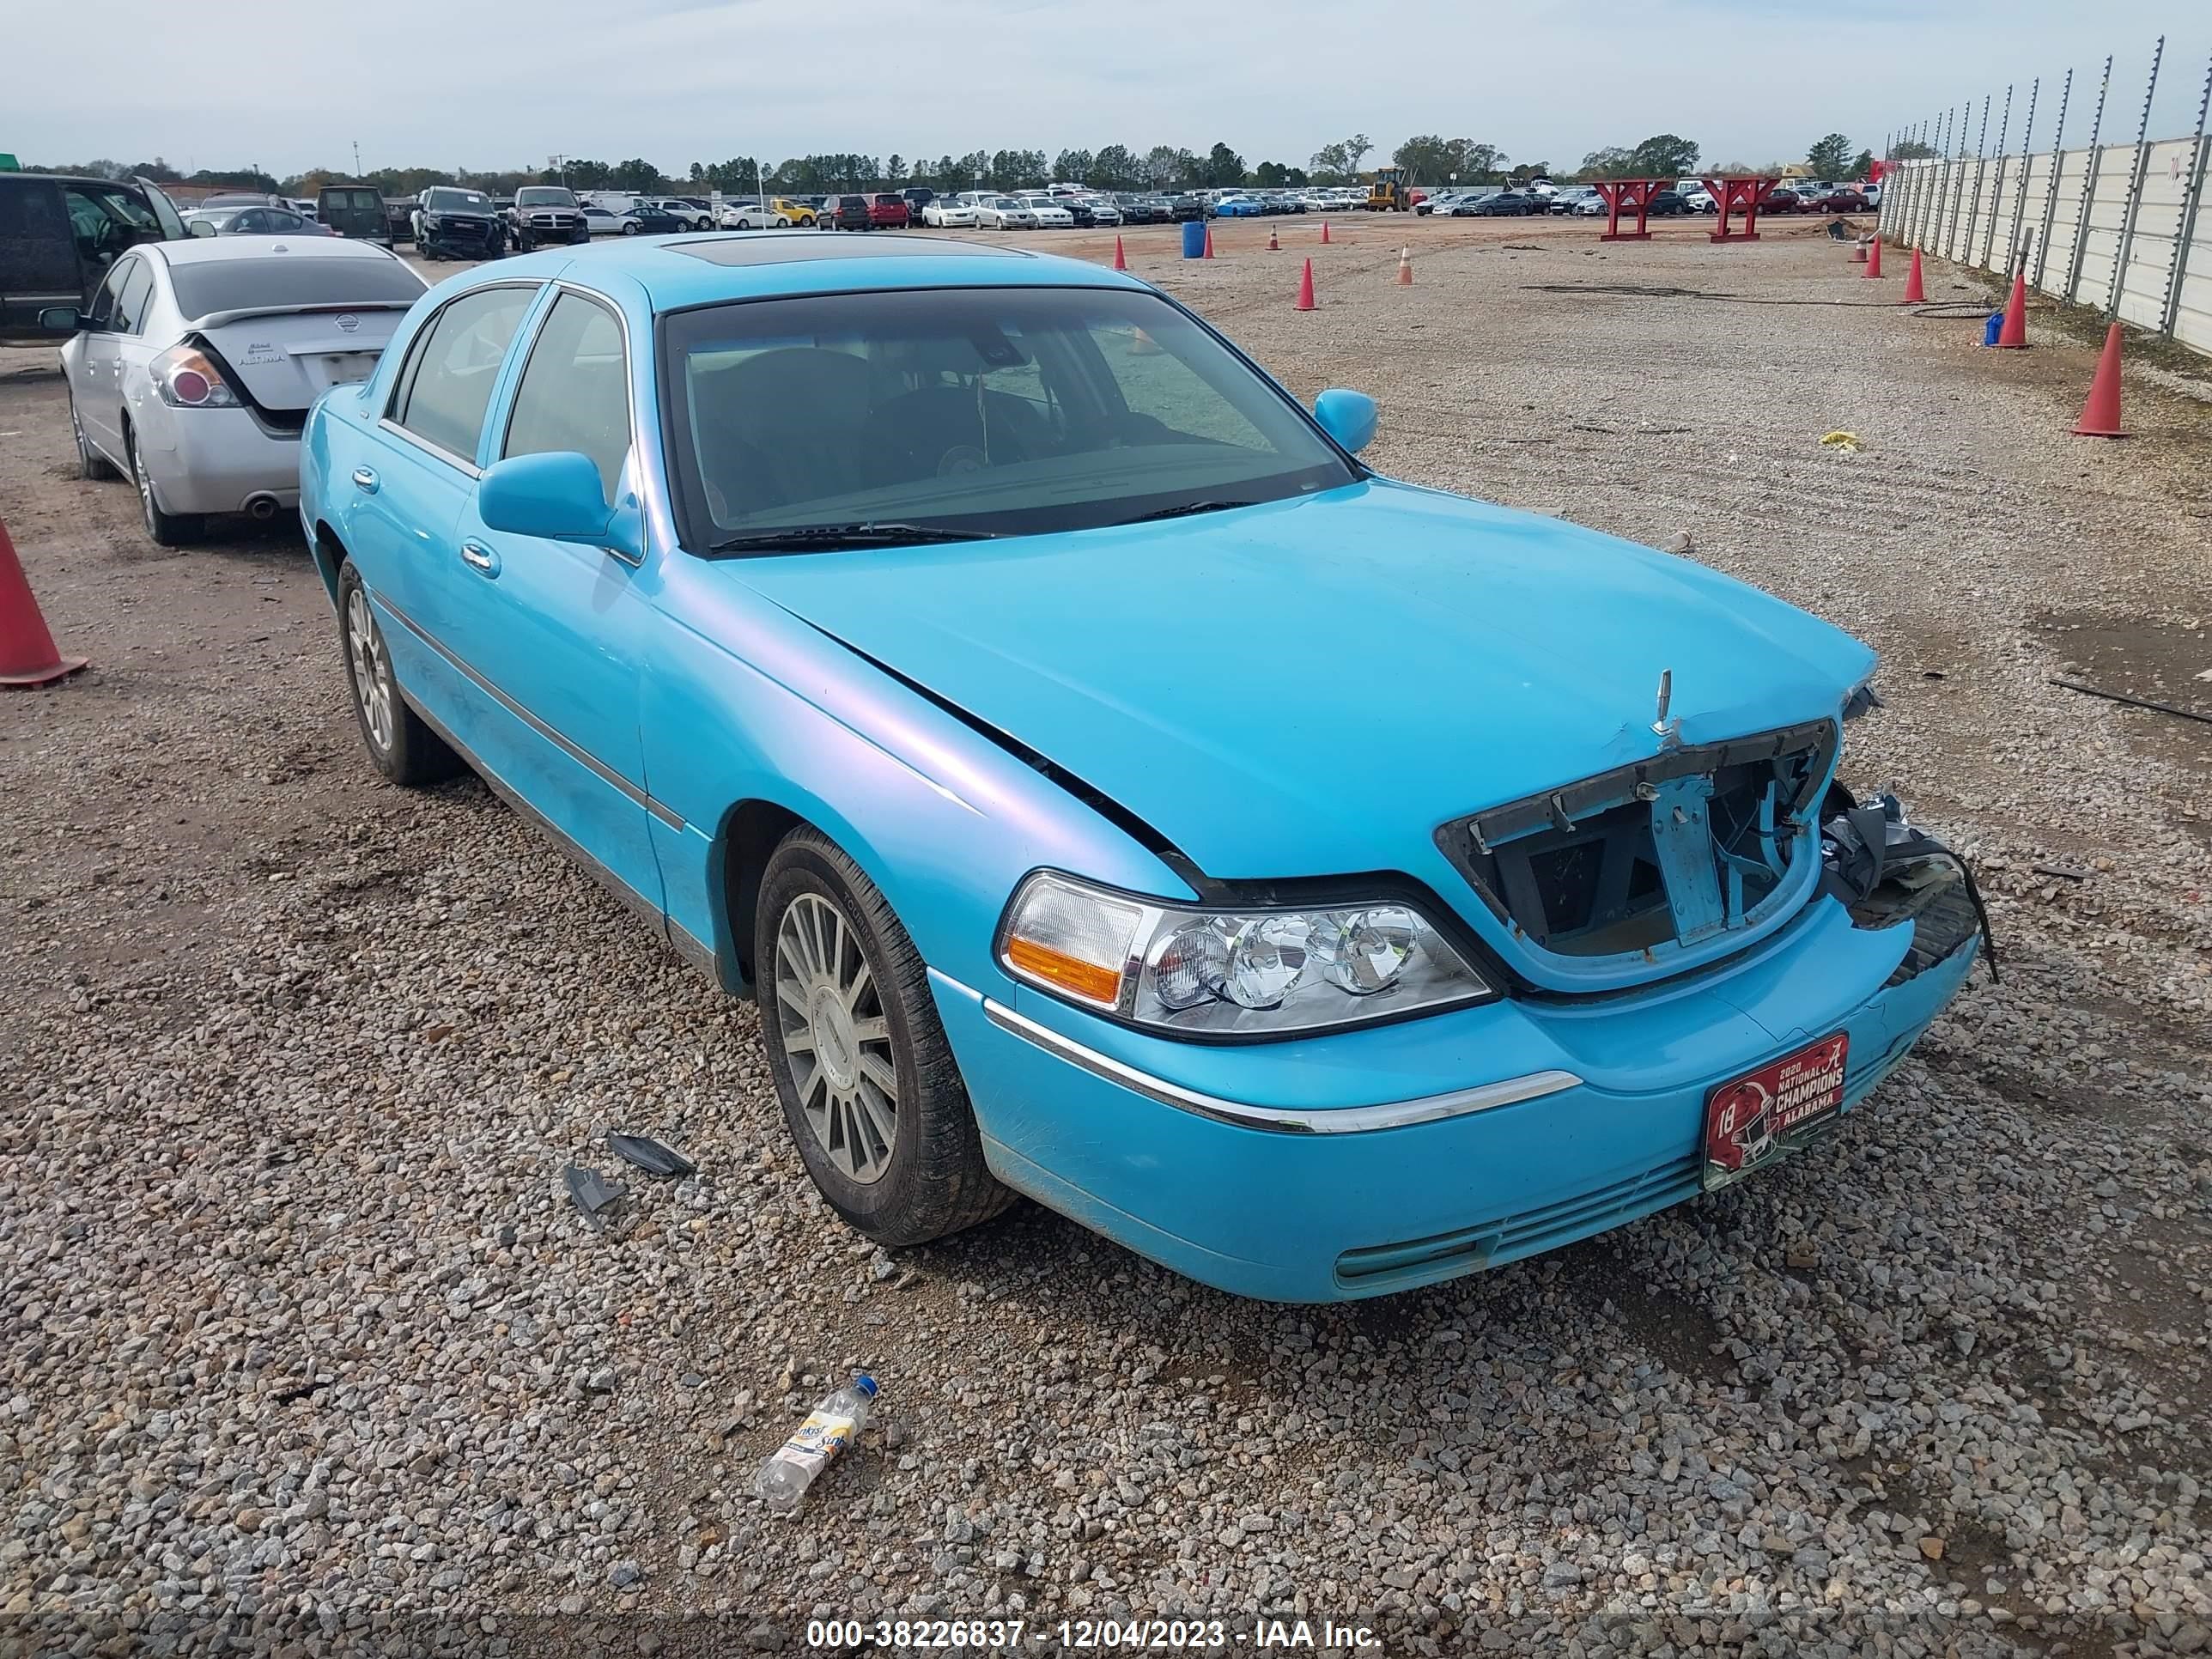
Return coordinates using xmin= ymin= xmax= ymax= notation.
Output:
xmin=298 ymin=231 xmax=1984 ymax=1301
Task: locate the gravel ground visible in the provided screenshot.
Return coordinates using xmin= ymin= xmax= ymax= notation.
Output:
xmin=2 ymin=218 xmax=2209 ymax=1658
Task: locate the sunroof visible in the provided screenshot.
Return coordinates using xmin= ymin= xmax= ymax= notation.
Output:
xmin=672 ymin=233 xmax=1030 ymax=266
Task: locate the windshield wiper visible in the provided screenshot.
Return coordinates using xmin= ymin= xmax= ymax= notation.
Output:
xmin=706 ymin=521 xmax=1001 ymax=554
xmin=1116 ymin=499 xmax=1257 ymax=525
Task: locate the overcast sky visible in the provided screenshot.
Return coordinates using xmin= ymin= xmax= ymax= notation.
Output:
xmin=16 ymin=0 xmax=2208 ymax=179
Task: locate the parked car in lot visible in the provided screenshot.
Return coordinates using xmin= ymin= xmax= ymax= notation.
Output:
xmin=637 ymin=196 xmax=716 ymax=231
xmin=1811 ymin=186 xmax=1872 ymax=214
xmin=1086 ymin=198 xmax=1122 ymax=227
xmin=1759 ymin=186 xmax=1810 ymax=215
xmin=378 ymin=193 xmax=416 ymax=244
xmin=506 ymin=185 xmax=592 ymax=251
xmin=867 ymin=193 xmax=911 ymax=229
xmin=1680 ymin=185 xmax=1717 ymax=213
xmin=921 ymin=198 xmax=980 ymax=228
xmin=1025 ymin=198 xmax=1076 ymax=228
xmin=185 ymin=204 xmax=331 ymax=238
xmin=1455 ymin=190 xmax=1545 ymax=216
xmin=297 ymin=234 xmax=1983 ymax=1302
xmin=1212 ymin=195 xmax=1266 ymax=216
xmin=1 ymin=171 xmax=188 ymax=345
xmin=54 ymin=236 xmax=425 ymax=544
xmin=817 ymin=194 xmax=876 ymax=231
xmin=716 ymin=198 xmax=783 ymax=229
xmin=1166 ymin=194 xmax=1207 ymax=222
xmin=413 ymin=187 xmax=507 ymax=260
xmin=974 ymin=197 xmax=1039 ymax=229
xmin=1645 ymin=190 xmax=1692 ymax=216
xmin=1546 ymin=185 xmax=1598 ymax=215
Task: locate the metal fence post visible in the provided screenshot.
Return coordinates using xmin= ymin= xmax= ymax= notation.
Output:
xmin=2109 ymin=37 xmax=2165 ymax=319
xmin=2034 ymin=69 xmax=2074 ymax=290
xmin=2008 ymin=79 xmax=2039 ymax=273
xmin=2066 ymin=56 xmax=2114 ymax=303
xmin=1937 ymin=102 xmax=1966 ymax=258
xmin=2160 ymin=48 xmax=2212 ymax=336
xmin=1964 ymin=95 xmax=1992 ymax=265
xmin=1983 ymin=84 xmax=2014 ymax=269
xmin=1921 ymin=113 xmax=1946 ymax=250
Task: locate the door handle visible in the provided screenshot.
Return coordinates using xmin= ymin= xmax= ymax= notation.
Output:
xmin=459 ymin=539 xmax=501 ymax=577
xmin=351 ymin=466 xmax=379 ymax=493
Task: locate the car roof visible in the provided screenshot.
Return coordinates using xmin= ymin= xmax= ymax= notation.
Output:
xmin=441 ymin=230 xmax=1151 ymax=309
xmin=144 ymin=235 xmax=405 ymax=268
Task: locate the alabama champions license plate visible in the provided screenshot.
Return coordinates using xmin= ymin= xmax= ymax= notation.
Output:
xmin=1701 ymin=1031 xmax=1849 ymax=1191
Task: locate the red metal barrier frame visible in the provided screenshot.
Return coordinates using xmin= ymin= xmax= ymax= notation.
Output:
xmin=1591 ymin=179 xmax=1663 ymax=240
xmin=1702 ymin=176 xmax=1782 ymax=243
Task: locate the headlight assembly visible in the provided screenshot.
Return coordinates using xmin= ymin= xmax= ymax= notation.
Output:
xmin=997 ymin=872 xmax=1495 ymax=1038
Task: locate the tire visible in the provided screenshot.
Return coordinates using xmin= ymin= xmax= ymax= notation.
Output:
xmin=755 ymin=827 xmax=1011 ymax=1248
xmin=334 ymin=560 xmax=462 ymax=787
xmin=127 ymin=429 xmax=200 ymax=547
xmin=70 ymin=395 xmax=117 ymax=480
xmin=620 ymin=221 xmax=640 ymax=235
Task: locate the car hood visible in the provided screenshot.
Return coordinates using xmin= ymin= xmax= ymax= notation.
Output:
xmin=729 ymin=478 xmax=1874 ymax=880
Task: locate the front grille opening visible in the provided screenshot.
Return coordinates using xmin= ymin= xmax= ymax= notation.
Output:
xmin=1437 ymin=720 xmax=1838 ymax=962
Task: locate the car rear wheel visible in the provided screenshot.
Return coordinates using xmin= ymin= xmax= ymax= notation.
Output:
xmin=756 ymin=827 xmax=1011 ymax=1249
xmin=335 ymin=561 xmax=461 ymax=786
xmin=128 ymin=431 xmax=200 ymax=547
xmin=70 ymin=396 xmax=117 ymax=481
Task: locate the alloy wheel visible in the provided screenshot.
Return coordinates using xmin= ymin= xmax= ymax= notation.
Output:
xmin=345 ymin=586 xmax=395 ymax=753
xmin=773 ymin=891 xmax=897 ymax=1184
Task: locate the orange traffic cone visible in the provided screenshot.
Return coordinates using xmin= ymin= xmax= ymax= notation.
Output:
xmin=1112 ymin=234 xmax=1127 ymax=271
xmin=1202 ymin=224 xmax=1215 ymax=258
xmin=1863 ymin=237 xmax=1884 ymax=279
xmin=2074 ymin=322 xmax=2127 ymax=436
xmin=1320 ymin=221 xmax=1332 ymax=245
xmin=1267 ymin=225 xmax=1279 ymax=251
xmin=1296 ymin=258 xmax=1316 ymax=311
xmin=1996 ymin=270 xmax=2028 ymax=348
xmin=1901 ymin=246 xmax=1926 ymax=304
xmin=0 ymin=519 xmax=88 ymax=689
xmin=1396 ymin=246 xmax=1413 ymax=285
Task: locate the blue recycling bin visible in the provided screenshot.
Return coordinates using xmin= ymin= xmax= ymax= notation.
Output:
xmin=1182 ymin=218 xmax=1206 ymax=258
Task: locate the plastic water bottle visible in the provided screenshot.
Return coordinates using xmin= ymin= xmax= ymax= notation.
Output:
xmin=753 ymin=1376 xmax=878 ymax=1514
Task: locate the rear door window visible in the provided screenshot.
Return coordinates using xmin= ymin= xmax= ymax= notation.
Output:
xmin=388 ymin=284 xmax=538 ymax=463
xmin=110 ymin=259 xmax=156 ymax=334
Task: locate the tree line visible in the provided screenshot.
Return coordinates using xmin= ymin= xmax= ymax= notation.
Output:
xmin=30 ymin=130 xmax=1892 ymax=204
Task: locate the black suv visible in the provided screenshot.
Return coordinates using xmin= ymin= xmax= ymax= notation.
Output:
xmin=415 ymin=186 xmax=507 ymax=260
xmin=1 ymin=172 xmax=187 ymax=344
xmin=902 ymin=186 xmax=937 ymax=222
xmin=1167 ymin=194 xmax=1207 ymax=222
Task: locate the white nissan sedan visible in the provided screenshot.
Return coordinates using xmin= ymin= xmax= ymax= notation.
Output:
xmin=53 ymin=237 xmax=427 ymax=546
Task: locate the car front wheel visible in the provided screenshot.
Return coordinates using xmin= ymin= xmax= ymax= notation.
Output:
xmin=756 ymin=827 xmax=1011 ymax=1248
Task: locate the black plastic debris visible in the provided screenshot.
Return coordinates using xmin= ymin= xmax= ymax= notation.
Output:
xmin=565 ymin=1164 xmax=626 ymax=1231
xmin=607 ymin=1133 xmax=696 ymax=1179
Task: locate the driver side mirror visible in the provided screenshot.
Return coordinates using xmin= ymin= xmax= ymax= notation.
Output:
xmin=38 ymin=307 xmax=86 ymax=333
xmin=1313 ymin=387 xmax=1376 ymax=455
xmin=477 ymin=451 xmax=645 ymax=560
xmin=188 ymin=219 xmax=219 ymax=238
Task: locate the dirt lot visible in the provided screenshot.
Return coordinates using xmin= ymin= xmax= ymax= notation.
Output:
xmin=3 ymin=215 xmax=2209 ymax=1657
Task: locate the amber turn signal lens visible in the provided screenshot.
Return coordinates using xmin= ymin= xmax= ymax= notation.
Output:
xmin=1004 ymin=937 xmax=1123 ymax=1006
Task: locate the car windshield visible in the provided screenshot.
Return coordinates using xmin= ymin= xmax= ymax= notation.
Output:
xmin=516 ymin=188 xmax=574 ymax=206
xmin=428 ymin=191 xmax=492 ymax=211
xmin=167 ymin=254 xmax=426 ymax=319
xmin=663 ymin=285 xmax=1358 ymax=547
